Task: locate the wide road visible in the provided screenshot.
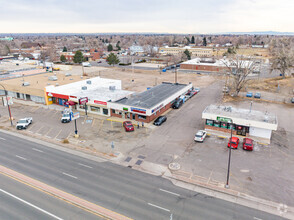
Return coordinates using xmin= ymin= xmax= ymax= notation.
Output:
xmin=0 ymin=131 xmax=284 ymax=220
xmin=0 ymin=171 xmax=100 ymax=220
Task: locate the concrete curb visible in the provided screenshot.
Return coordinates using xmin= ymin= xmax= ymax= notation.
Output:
xmin=164 ymin=172 xmax=293 ymax=219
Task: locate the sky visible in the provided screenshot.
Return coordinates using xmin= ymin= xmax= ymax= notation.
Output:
xmin=0 ymin=0 xmax=293 ymax=34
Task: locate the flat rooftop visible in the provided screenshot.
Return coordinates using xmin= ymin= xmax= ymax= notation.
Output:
xmin=114 ymin=82 xmax=187 ymax=109
xmin=203 ymin=105 xmax=277 ymax=125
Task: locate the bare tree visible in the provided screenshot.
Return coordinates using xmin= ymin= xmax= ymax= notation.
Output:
xmin=270 ymin=38 xmax=294 ymax=78
xmin=223 ymin=55 xmax=258 ymax=96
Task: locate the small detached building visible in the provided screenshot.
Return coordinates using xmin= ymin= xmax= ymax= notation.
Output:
xmin=108 ymin=82 xmax=193 ymax=122
xmin=202 ymin=105 xmax=278 ymax=143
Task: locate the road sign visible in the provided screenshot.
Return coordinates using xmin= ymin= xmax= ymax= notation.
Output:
xmin=216 ymin=116 xmax=232 ymax=123
xmin=2 ymin=96 xmax=13 ymax=106
xmin=71 ymin=112 xmax=80 ymax=120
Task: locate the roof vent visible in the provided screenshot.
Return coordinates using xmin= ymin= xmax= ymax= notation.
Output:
xmin=55 ymin=83 xmax=59 ymax=86
xmin=65 ymin=73 xmax=71 ymax=77
xmin=22 ymin=82 xmax=30 ymax=86
xmin=82 ymin=86 xmax=87 ymax=90
xmin=86 ymin=80 xmax=91 ymax=84
xmin=109 ymin=86 xmax=116 ymax=91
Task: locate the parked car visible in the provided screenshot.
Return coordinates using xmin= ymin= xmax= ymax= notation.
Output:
xmin=291 ymin=97 xmax=294 ymax=103
xmin=61 ymin=109 xmax=71 ymax=123
xmin=16 ymin=117 xmax=33 ymax=130
xmin=172 ymin=99 xmax=183 ymax=109
xmin=227 ymin=137 xmax=240 ymax=149
xmin=246 ymin=92 xmax=253 ymax=97
xmin=153 ymin=116 xmax=167 ymax=126
xmin=254 ymin=92 xmax=261 ymax=99
xmin=243 ymin=138 xmax=253 ymax=151
xmin=123 ymin=121 xmax=134 ymax=132
xmin=194 ymin=130 xmax=207 ymax=142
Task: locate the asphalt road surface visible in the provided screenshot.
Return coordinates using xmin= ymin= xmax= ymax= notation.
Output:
xmin=0 ymin=172 xmax=100 ymax=220
xmin=0 ymin=131 xmax=284 ymax=220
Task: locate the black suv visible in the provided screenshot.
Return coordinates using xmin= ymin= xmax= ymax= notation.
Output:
xmin=172 ymin=99 xmax=183 ymax=109
xmin=153 ymin=116 xmax=167 ymax=126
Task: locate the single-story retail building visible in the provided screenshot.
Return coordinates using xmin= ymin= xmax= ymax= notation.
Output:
xmin=108 ymin=82 xmax=193 ymax=123
xmin=202 ymin=105 xmax=278 ymax=143
xmin=45 ymin=77 xmax=134 ymax=117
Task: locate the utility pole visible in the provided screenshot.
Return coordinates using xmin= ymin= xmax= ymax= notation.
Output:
xmin=175 ymin=64 xmax=178 ymax=84
xmin=0 ymin=84 xmax=13 ymax=126
xmin=225 ymin=120 xmax=233 ymax=188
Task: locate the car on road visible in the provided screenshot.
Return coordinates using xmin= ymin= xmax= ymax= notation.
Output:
xmin=228 ymin=137 xmax=239 ymax=149
xmin=153 ymin=116 xmax=167 ymax=126
xmin=194 ymin=130 xmax=207 ymax=142
xmin=243 ymin=138 xmax=253 ymax=151
xmin=172 ymin=99 xmax=183 ymax=109
xmin=254 ymin=92 xmax=261 ymax=99
xmin=246 ymin=92 xmax=253 ymax=97
xmin=123 ymin=121 xmax=134 ymax=132
xmin=16 ymin=117 xmax=33 ymax=130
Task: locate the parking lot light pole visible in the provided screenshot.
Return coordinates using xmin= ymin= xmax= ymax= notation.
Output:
xmin=0 ymin=84 xmax=13 ymax=126
xmin=225 ymin=120 xmax=233 ymax=189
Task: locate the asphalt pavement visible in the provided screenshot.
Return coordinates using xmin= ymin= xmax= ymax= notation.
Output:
xmin=0 ymin=131 xmax=284 ymax=220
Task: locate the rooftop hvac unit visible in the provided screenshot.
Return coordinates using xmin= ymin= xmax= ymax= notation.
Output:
xmin=82 ymin=86 xmax=87 ymax=90
xmin=22 ymin=82 xmax=30 ymax=86
xmin=86 ymin=80 xmax=92 ymax=84
xmin=56 ymin=83 xmax=59 ymax=86
xmin=109 ymin=86 xmax=116 ymax=91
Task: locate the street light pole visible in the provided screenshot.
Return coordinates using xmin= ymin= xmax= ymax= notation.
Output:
xmin=0 ymin=84 xmax=13 ymax=126
xmin=225 ymin=122 xmax=233 ymax=188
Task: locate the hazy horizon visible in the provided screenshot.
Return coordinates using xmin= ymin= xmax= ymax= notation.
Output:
xmin=1 ymin=0 xmax=293 ymax=34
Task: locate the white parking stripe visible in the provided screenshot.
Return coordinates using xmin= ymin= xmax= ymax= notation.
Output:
xmin=62 ymin=172 xmax=77 ymax=179
xmin=16 ymin=155 xmax=27 ymax=160
xmin=78 ymin=163 xmax=93 ymax=169
xmin=148 ymin=203 xmax=170 ymax=212
xmin=32 ymin=148 xmax=43 ymax=153
xmin=0 ymin=137 xmax=6 ymax=140
xmin=0 ymin=189 xmax=63 ymax=220
xmin=159 ymin=188 xmax=180 ymax=197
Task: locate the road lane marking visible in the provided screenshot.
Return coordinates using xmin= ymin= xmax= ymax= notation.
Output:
xmin=32 ymin=148 xmax=43 ymax=153
xmin=78 ymin=163 xmax=93 ymax=169
xmin=159 ymin=188 xmax=180 ymax=197
xmin=0 ymin=137 xmax=5 ymax=140
xmin=0 ymin=189 xmax=63 ymax=220
xmin=62 ymin=172 xmax=77 ymax=179
xmin=148 ymin=203 xmax=170 ymax=212
xmin=16 ymin=155 xmax=27 ymax=160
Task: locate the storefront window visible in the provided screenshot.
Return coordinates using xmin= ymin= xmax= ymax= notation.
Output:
xmin=220 ymin=122 xmax=227 ymax=129
xmin=103 ymin=108 xmax=108 ymax=115
xmin=90 ymin=106 xmax=100 ymax=113
xmin=138 ymin=115 xmax=146 ymax=120
xmin=227 ymin=123 xmax=235 ymax=130
xmin=79 ymin=105 xmax=85 ymax=109
xmin=112 ymin=109 xmax=115 ymax=114
xmin=206 ymin=119 xmax=214 ymax=126
xmin=213 ymin=121 xmax=220 ymax=127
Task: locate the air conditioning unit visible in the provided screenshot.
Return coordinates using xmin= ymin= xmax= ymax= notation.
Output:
xmin=86 ymin=80 xmax=91 ymax=84
xmin=109 ymin=86 xmax=116 ymax=91
xmin=82 ymin=86 xmax=87 ymax=90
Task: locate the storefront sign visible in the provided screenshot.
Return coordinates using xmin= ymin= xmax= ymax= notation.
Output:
xmin=216 ymin=116 xmax=232 ymax=123
xmin=71 ymin=112 xmax=80 ymax=120
xmin=152 ymin=103 xmax=163 ymax=113
xmin=79 ymin=97 xmax=88 ymax=105
xmin=123 ymin=107 xmax=128 ymax=111
xmin=94 ymin=100 xmax=107 ymax=106
xmin=131 ymin=107 xmax=146 ymax=114
xmin=46 ymin=92 xmax=69 ymax=100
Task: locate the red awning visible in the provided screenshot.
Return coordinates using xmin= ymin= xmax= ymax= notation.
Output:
xmin=64 ymin=101 xmax=76 ymax=106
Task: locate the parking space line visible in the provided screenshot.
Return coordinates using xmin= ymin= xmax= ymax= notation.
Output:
xmin=207 ymin=170 xmax=213 ymax=184
xmin=45 ymin=128 xmax=53 ymax=136
xmin=35 ymin=126 xmax=44 ymax=134
xmin=91 ymin=119 xmax=96 ymax=127
xmin=32 ymin=107 xmax=40 ymax=112
xmin=54 ymin=130 xmax=62 ymax=139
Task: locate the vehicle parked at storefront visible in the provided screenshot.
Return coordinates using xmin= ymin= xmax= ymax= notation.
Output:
xmin=153 ymin=116 xmax=167 ymax=126
xmin=172 ymin=99 xmax=183 ymax=109
xmin=246 ymin=92 xmax=253 ymax=97
xmin=227 ymin=137 xmax=240 ymax=149
xmin=194 ymin=130 xmax=207 ymax=142
xmin=243 ymin=138 xmax=253 ymax=151
xmin=123 ymin=121 xmax=134 ymax=132
xmin=16 ymin=117 xmax=33 ymax=130
xmin=61 ymin=109 xmax=72 ymax=123
xmin=254 ymin=92 xmax=261 ymax=99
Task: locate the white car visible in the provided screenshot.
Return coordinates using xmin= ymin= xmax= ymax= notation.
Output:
xmin=194 ymin=130 xmax=207 ymax=142
xmin=16 ymin=117 xmax=33 ymax=130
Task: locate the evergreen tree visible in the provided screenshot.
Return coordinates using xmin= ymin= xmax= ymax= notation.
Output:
xmin=62 ymin=46 xmax=67 ymax=52
xmin=73 ymin=50 xmax=84 ymax=63
xmin=116 ymin=41 xmax=121 ymax=51
xmin=60 ymin=55 xmax=66 ymax=62
xmin=191 ymin=36 xmax=195 ymax=44
xmin=107 ymin=44 xmax=113 ymax=52
xmin=203 ymin=37 xmax=207 ymax=46
xmin=106 ymin=53 xmax=120 ymax=66
xmin=184 ymin=49 xmax=191 ymax=60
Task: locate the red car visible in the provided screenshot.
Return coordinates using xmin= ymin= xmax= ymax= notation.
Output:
xmin=123 ymin=121 xmax=134 ymax=132
xmin=243 ymin=138 xmax=253 ymax=151
xmin=227 ymin=137 xmax=239 ymax=149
